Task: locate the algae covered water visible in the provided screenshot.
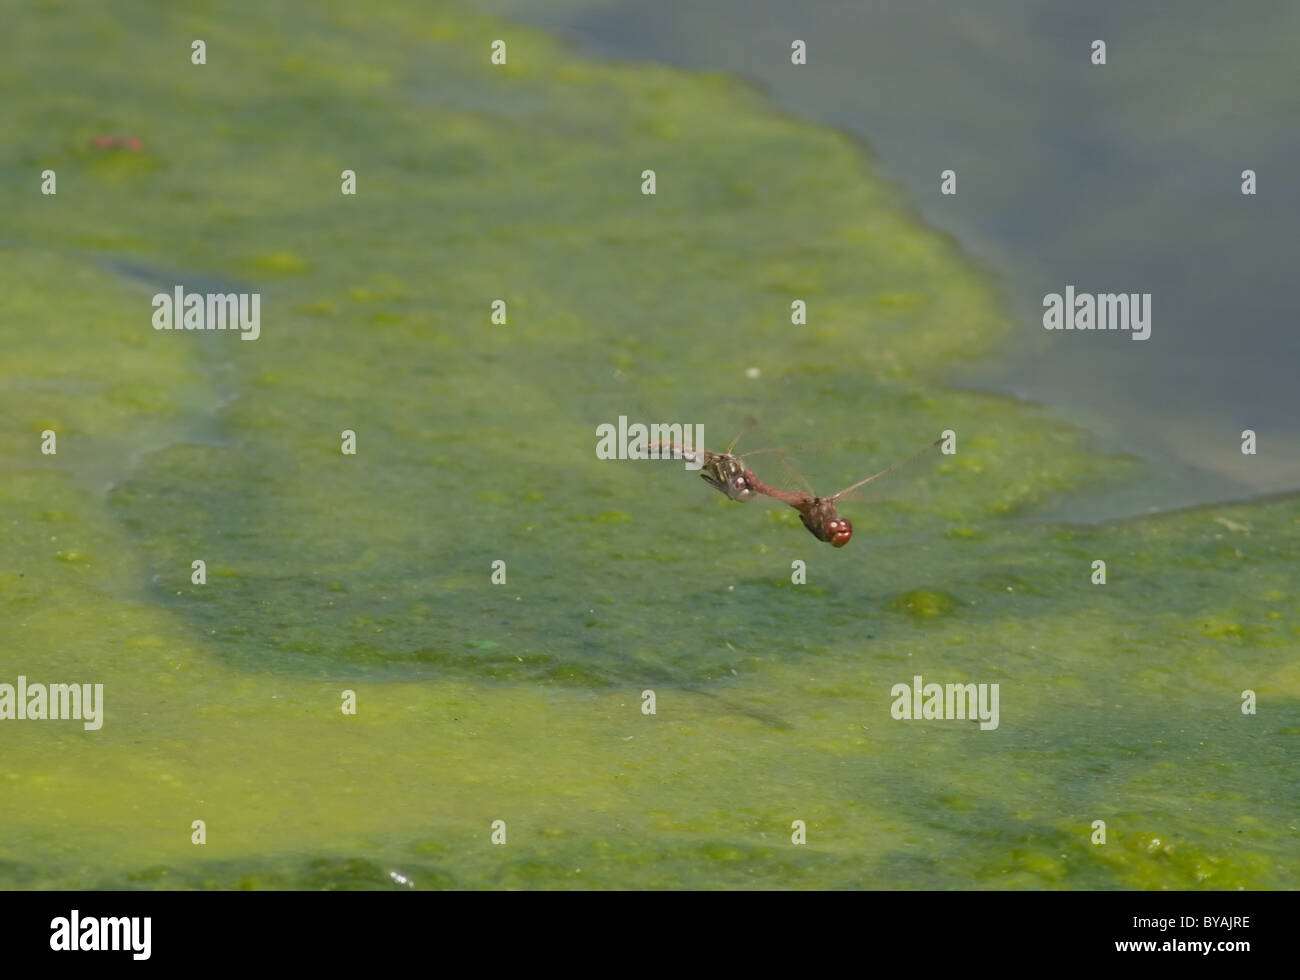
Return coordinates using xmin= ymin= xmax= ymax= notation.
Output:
xmin=478 ymin=0 xmax=1300 ymax=519
xmin=0 ymin=1 xmax=1296 ymax=889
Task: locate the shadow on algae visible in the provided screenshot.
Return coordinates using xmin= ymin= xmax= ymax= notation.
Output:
xmin=0 ymin=1 xmax=1296 ymax=889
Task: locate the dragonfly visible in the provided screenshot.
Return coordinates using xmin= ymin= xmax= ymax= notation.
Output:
xmin=653 ymin=429 xmax=790 ymax=503
xmin=746 ymin=438 xmax=942 ymax=547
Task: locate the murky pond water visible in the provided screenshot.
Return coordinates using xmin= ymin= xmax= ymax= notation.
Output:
xmin=476 ymin=0 xmax=1300 ymax=519
xmin=1 ymin=1 xmax=1295 ymax=889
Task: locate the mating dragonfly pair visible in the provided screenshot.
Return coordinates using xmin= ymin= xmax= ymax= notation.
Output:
xmin=657 ymin=434 xmax=941 ymax=548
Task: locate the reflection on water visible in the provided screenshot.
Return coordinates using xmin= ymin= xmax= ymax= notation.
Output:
xmin=474 ymin=0 xmax=1300 ymax=518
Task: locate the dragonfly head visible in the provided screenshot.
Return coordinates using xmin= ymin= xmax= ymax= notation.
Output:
xmin=727 ymin=471 xmax=755 ymax=502
xmin=826 ymin=516 xmax=852 ymax=548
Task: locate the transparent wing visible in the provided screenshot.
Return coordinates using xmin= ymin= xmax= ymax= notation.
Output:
xmin=758 ymin=451 xmax=816 ymax=498
xmin=829 ymin=438 xmax=943 ymax=502
xmin=723 ymin=414 xmax=761 ymax=455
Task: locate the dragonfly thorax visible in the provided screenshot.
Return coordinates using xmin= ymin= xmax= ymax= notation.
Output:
xmin=700 ymin=456 xmax=756 ymax=502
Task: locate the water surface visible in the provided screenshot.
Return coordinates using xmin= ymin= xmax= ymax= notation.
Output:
xmin=0 ymin=0 xmax=1295 ymax=890
xmin=476 ymin=0 xmax=1300 ymax=518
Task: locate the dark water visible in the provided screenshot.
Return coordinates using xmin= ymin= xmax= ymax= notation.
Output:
xmin=474 ymin=0 xmax=1300 ymax=518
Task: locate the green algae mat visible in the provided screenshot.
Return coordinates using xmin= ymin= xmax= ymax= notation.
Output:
xmin=1 ymin=1 xmax=1296 ymax=889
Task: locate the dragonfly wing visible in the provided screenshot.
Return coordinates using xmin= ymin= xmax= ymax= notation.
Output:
xmin=724 ymin=409 xmax=781 ymax=455
xmin=740 ymin=450 xmax=816 ymax=503
xmin=830 ymin=438 xmax=943 ymax=502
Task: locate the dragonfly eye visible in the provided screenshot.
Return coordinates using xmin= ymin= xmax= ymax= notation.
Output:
xmin=828 ymin=518 xmax=852 ymax=548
